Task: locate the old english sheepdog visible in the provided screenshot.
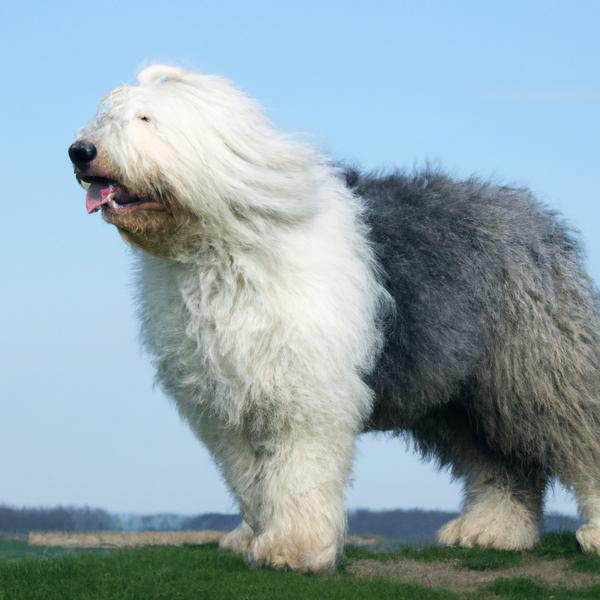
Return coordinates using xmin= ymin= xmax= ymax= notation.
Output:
xmin=69 ymin=65 xmax=600 ymax=571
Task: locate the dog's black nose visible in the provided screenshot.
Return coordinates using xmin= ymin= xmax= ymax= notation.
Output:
xmin=69 ymin=141 xmax=97 ymax=166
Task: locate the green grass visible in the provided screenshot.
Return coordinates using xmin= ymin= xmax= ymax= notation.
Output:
xmin=0 ymin=543 xmax=457 ymax=600
xmin=570 ymin=554 xmax=600 ymax=574
xmin=532 ymin=531 xmax=581 ymax=558
xmin=344 ymin=543 xmax=522 ymax=570
xmin=348 ymin=531 xmax=600 ymax=574
xmin=480 ymin=578 xmax=600 ymax=599
xmin=0 ymin=539 xmax=109 ymax=561
xmin=2 ymin=533 xmax=600 ymax=599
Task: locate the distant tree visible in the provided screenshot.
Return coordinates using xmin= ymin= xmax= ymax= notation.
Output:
xmin=0 ymin=505 xmax=119 ymax=533
xmin=181 ymin=513 xmax=241 ymax=531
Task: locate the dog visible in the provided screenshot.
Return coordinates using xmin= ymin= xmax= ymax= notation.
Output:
xmin=69 ymin=64 xmax=600 ymax=571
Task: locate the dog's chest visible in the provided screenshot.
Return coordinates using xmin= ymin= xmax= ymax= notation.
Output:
xmin=137 ymin=257 xmax=276 ymax=422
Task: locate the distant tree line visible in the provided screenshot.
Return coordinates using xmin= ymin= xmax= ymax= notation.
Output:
xmin=0 ymin=505 xmax=583 ymax=541
xmin=0 ymin=505 xmax=119 ymax=533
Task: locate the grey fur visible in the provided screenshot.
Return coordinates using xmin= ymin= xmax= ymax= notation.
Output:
xmin=350 ymin=168 xmax=600 ymax=503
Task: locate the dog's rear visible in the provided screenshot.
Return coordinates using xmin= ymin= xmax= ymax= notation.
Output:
xmin=357 ymin=168 xmax=600 ymax=549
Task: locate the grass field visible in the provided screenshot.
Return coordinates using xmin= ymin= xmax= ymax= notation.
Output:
xmin=2 ymin=533 xmax=600 ymax=599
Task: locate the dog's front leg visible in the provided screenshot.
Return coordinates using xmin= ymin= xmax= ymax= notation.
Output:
xmin=240 ymin=427 xmax=356 ymax=572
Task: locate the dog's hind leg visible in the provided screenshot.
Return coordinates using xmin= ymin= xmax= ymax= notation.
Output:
xmin=411 ymin=407 xmax=546 ymax=550
xmin=558 ymin=465 xmax=600 ymax=553
xmin=572 ymin=482 xmax=600 ymax=553
xmin=438 ymin=460 xmax=546 ymax=550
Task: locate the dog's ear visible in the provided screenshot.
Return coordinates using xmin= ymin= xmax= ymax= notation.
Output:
xmin=138 ymin=64 xmax=190 ymax=86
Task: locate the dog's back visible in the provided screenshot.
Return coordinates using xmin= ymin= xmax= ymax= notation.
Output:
xmin=355 ymin=169 xmax=600 ymax=468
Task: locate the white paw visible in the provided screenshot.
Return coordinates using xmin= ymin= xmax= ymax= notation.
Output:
xmin=576 ymin=523 xmax=600 ymax=553
xmin=438 ymin=508 xmax=539 ymax=550
xmin=437 ymin=517 xmax=464 ymax=546
xmin=246 ymin=530 xmax=339 ymax=572
xmin=219 ymin=521 xmax=254 ymax=555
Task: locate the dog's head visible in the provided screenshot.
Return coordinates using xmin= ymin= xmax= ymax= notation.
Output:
xmin=69 ymin=65 xmax=323 ymax=258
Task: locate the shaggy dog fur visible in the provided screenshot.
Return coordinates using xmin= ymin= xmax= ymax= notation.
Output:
xmin=70 ymin=65 xmax=600 ymax=572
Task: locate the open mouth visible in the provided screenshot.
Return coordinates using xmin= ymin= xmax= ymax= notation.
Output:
xmin=77 ymin=175 xmax=163 ymax=214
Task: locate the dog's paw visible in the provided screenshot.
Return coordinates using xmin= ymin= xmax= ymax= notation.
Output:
xmin=437 ymin=517 xmax=464 ymax=546
xmin=246 ymin=531 xmax=338 ymax=572
xmin=438 ymin=508 xmax=538 ymax=550
xmin=576 ymin=523 xmax=600 ymax=553
xmin=219 ymin=521 xmax=254 ymax=554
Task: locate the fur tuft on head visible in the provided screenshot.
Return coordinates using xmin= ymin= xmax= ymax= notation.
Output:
xmin=137 ymin=64 xmax=190 ymax=86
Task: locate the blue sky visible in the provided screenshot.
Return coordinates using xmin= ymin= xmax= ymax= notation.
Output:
xmin=1 ymin=1 xmax=598 ymax=515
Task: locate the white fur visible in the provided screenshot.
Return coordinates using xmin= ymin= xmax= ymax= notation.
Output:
xmin=567 ymin=478 xmax=600 ymax=553
xmin=438 ymin=475 xmax=541 ymax=550
xmin=80 ymin=65 xmax=390 ymax=571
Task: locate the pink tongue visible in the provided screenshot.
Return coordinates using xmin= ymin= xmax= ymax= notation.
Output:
xmin=86 ymin=183 xmax=115 ymax=213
